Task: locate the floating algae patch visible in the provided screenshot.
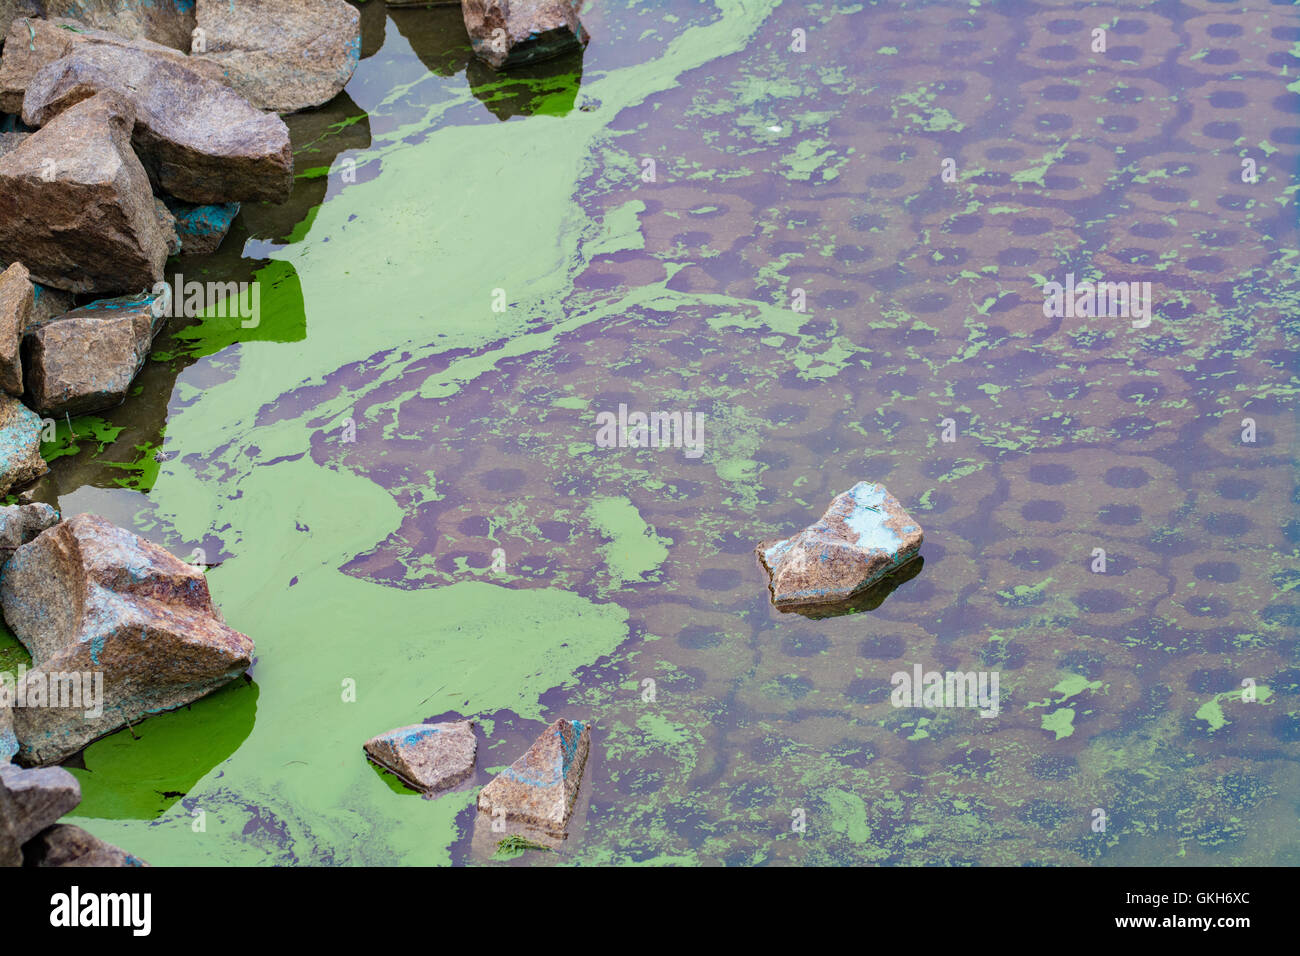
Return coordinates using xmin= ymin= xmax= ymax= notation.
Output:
xmin=587 ymin=495 xmax=670 ymax=589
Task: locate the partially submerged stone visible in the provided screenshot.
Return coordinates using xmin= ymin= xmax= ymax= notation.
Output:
xmin=164 ymin=197 xmax=240 ymax=255
xmin=0 ymin=762 xmax=79 ymax=845
xmin=757 ymin=481 xmax=924 ymax=608
xmin=0 ymin=261 xmax=32 ymax=395
xmin=194 ymin=0 xmax=361 ymax=113
xmin=477 ymin=718 xmax=589 ymax=834
xmin=364 ymin=720 xmax=477 ymax=794
xmin=23 ymin=43 xmax=294 ymax=204
xmin=22 ymin=291 xmax=164 ymax=417
xmin=0 ymin=513 xmax=255 ymax=765
xmin=24 ymin=823 xmax=147 ymax=866
xmin=0 ymin=91 xmax=168 ymax=294
xmin=0 ymin=501 xmax=57 ymax=560
xmin=0 ymin=17 xmax=227 ymax=115
xmin=0 ymin=394 xmax=46 ymax=497
xmin=462 ymin=0 xmax=589 ymax=70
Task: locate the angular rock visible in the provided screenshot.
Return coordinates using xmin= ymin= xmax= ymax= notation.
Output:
xmin=0 ymin=513 xmax=255 ymax=765
xmin=477 ymin=718 xmax=589 ymax=834
xmin=24 ymin=823 xmax=147 ymax=866
xmin=0 ymin=762 xmax=78 ymax=844
xmin=757 ymin=481 xmax=924 ymax=608
xmin=462 ymin=0 xmax=589 ymax=70
xmin=0 ymin=703 xmax=14 ymax=763
xmin=0 ymin=261 xmax=32 ymax=394
xmin=0 ymin=769 xmax=18 ymax=865
xmin=0 ymin=502 xmax=56 ymax=561
xmin=0 ymin=91 xmax=168 ymax=294
xmin=22 ymin=290 xmax=165 ymax=416
xmin=23 ymin=44 xmax=293 ymax=204
xmin=164 ymin=197 xmax=239 ymax=255
xmin=0 ymin=130 xmax=28 ymax=158
xmin=154 ymin=198 xmax=181 ymax=256
xmin=194 ymin=0 xmax=361 ymax=113
xmin=0 ymin=394 xmax=45 ymax=496
xmin=364 ymin=720 xmax=476 ymax=794
xmin=23 ymin=0 xmax=197 ymax=51
xmin=29 ymin=283 xmax=72 ymax=325
xmin=0 ymin=17 xmax=226 ymax=115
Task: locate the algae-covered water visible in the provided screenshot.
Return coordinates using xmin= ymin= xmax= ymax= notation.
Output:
xmin=4 ymin=0 xmax=1299 ymax=865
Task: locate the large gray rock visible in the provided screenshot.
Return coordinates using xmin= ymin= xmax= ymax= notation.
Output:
xmin=0 ymin=502 xmax=56 ymax=561
xmin=462 ymin=0 xmax=589 ymax=70
xmin=23 ymin=44 xmax=293 ymax=205
xmin=22 ymin=291 xmax=164 ymax=417
xmin=25 ymin=824 xmax=147 ymax=866
xmin=0 ymin=17 xmax=226 ymax=115
xmin=0 ymin=762 xmax=79 ymax=845
xmin=0 ymin=261 xmax=31 ymax=395
xmin=757 ymin=481 xmax=924 ymax=608
xmin=22 ymin=0 xmax=196 ymax=51
xmin=364 ymin=720 xmax=477 ymax=794
xmin=0 ymin=91 xmax=169 ymax=294
xmin=0 ymin=513 xmax=255 ymax=765
xmin=477 ymin=718 xmax=589 ymax=834
xmin=0 ymin=393 xmax=45 ymax=497
xmin=194 ymin=0 xmax=361 ymax=113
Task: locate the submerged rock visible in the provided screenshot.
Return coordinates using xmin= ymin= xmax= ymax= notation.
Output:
xmin=364 ymin=720 xmax=477 ymax=794
xmin=757 ymin=481 xmax=924 ymax=608
xmin=194 ymin=0 xmax=361 ymax=113
xmin=0 ymin=261 xmax=32 ymax=395
xmin=0 ymin=394 xmax=45 ymax=497
xmin=0 ymin=501 xmax=57 ymax=560
xmin=0 ymin=763 xmax=79 ymax=846
xmin=0 ymin=17 xmax=227 ymax=115
xmin=23 ymin=43 xmax=294 ymax=204
xmin=164 ymin=198 xmax=240 ymax=255
xmin=0 ymin=513 xmax=255 ymax=765
xmin=477 ymin=718 xmax=590 ymax=834
xmin=462 ymin=0 xmax=589 ymax=70
xmin=22 ymin=291 xmax=164 ymax=416
xmin=0 ymin=92 xmax=168 ymax=294
xmin=24 ymin=823 xmax=147 ymax=866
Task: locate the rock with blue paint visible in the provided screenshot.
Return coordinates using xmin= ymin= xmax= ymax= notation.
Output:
xmin=16 ymin=0 xmax=196 ymax=51
xmin=0 ymin=502 xmax=57 ymax=562
xmin=164 ymin=197 xmax=240 ymax=255
xmin=0 ymin=261 xmax=33 ymax=395
xmin=364 ymin=720 xmax=477 ymax=794
xmin=462 ymin=0 xmax=590 ymax=70
xmin=0 ymin=393 xmax=46 ymax=497
xmin=24 ymin=823 xmax=148 ymax=867
xmin=757 ymin=481 xmax=924 ymax=608
xmin=22 ymin=290 xmax=166 ymax=417
xmin=192 ymin=0 xmax=361 ymax=113
xmin=23 ymin=43 xmax=295 ymax=205
xmin=0 ymin=704 xmax=15 ymax=765
xmin=477 ymin=717 xmax=590 ymax=835
xmin=0 ymin=513 xmax=255 ymax=766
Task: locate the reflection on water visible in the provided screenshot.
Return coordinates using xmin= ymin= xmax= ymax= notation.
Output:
xmin=19 ymin=0 xmax=1300 ymax=866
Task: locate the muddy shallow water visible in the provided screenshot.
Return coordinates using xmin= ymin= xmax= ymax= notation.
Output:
xmin=4 ymin=0 xmax=1298 ymax=865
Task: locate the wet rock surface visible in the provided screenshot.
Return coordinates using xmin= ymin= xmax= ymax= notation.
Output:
xmin=23 ymin=43 xmax=294 ymax=204
xmin=0 ymin=513 xmax=255 ymax=765
xmin=462 ymin=0 xmax=589 ymax=70
xmin=0 ymin=91 xmax=168 ymax=294
xmin=0 ymin=261 xmax=32 ymax=395
xmin=194 ymin=0 xmax=361 ymax=113
xmin=364 ymin=720 xmax=477 ymax=794
xmin=0 ymin=393 xmax=45 ymax=496
xmin=477 ymin=718 xmax=590 ymax=835
xmin=22 ymin=291 xmax=164 ymax=416
xmin=757 ymin=482 xmax=924 ymax=608
xmin=24 ymin=823 xmax=147 ymax=866
xmin=164 ymin=198 xmax=240 ymax=255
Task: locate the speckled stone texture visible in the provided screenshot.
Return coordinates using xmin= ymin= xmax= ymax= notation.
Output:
xmin=0 ymin=91 xmax=168 ymax=294
xmin=0 ymin=502 xmax=57 ymax=560
xmin=0 ymin=17 xmax=228 ymax=115
xmin=0 ymin=261 xmax=32 ymax=395
xmin=22 ymin=291 xmax=165 ymax=417
xmin=24 ymin=43 xmax=294 ymax=205
xmin=477 ymin=718 xmax=589 ymax=834
xmin=0 ymin=394 xmax=46 ymax=497
xmin=364 ymin=720 xmax=477 ymax=794
xmin=21 ymin=0 xmax=197 ymax=51
xmin=0 ymin=513 xmax=254 ymax=766
xmin=0 ymin=763 xmax=79 ymax=847
xmin=757 ymin=481 xmax=924 ymax=608
xmin=163 ymin=198 xmax=240 ymax=255
xmin=462 ymin=0 xmax=589 ymax=70
xmin=0 ymin=705 xmax=15 ymax=763
xmin=194 ymin=0 xmax=361 ymax=113
xmin=24 ymin=823 xmax=147 ymax=866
